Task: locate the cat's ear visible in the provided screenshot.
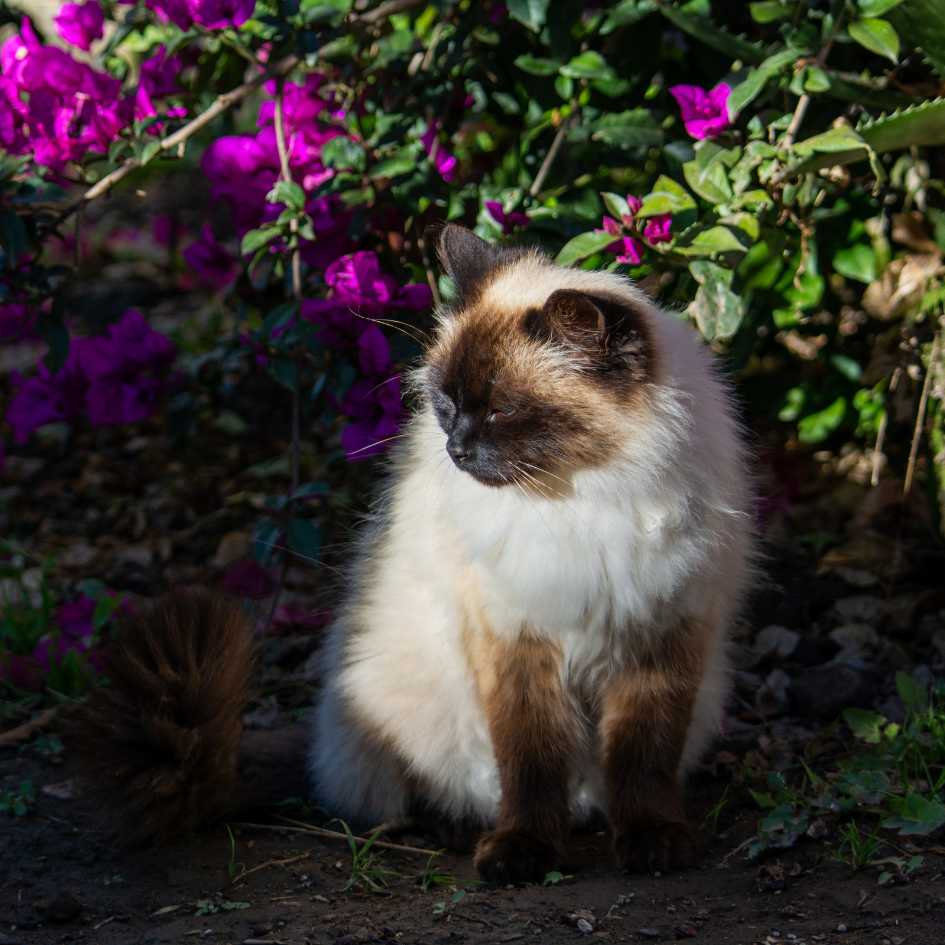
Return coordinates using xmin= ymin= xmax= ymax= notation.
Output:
xmin=526 ymin=289 xmax=653 ymax=379
xmin=436 ymin=224 xmax=503 ymax=301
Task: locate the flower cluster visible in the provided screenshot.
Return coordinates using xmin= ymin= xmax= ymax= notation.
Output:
xmin=0 ymin=593 xmax=115 ymax=691
xmin=600 ymin=195 xmax=672 ymax=265
xmin=6 ymin=309 xmax=176 ymax=443
xmin=145 ymin=0 xmax=256 ymax=31
xmin=0 ymin=20 xmax=186 ymax=173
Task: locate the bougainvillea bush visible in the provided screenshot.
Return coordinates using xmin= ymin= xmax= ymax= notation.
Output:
xmin=2 ymin=0 xmax=945 ymax=688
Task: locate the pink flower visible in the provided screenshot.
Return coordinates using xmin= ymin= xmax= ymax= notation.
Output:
xmin=189 ymin=0 xmax=256 ymax=30
xmin=485 ymin=201 xmax=529 ymax=235
xmin=55 ymin=1 xmax=104 ymax=50
xmin=668 ymin=83 xmax=732 ymax=140
xmin=601 ymin=216 xmax=622 ymax=236
xmin=421 ymin=123 xmax=458 ymax=181
xmin=614 ymin=237 xmax=644 ymax=266
xmin=643 ymin=214 xmax=672 ymax=244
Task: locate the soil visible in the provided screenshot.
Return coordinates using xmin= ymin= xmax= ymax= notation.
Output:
xmin=3 ymin=742 xmax=945 ymax=945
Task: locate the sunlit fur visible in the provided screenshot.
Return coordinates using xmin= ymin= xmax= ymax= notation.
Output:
xmin=310 ymin=246 xmax=754 ymax=833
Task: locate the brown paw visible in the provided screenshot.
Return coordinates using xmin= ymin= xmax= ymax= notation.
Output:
xmin=614 ymin=822 xmax=695 ymax=873
xmin=474 ymin=829 xmax=558 ymax=884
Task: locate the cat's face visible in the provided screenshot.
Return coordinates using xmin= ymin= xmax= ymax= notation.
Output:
xmin=424 ymin=226 xmax=655 ymax=489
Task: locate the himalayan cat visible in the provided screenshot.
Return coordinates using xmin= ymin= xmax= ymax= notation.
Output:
xmin=74 ymin=225 xmax=752 ymax=881
xmin=310 ymin=224 xmax=753 ymax=880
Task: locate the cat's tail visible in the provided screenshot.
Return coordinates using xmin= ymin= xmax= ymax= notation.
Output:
xmin=70 ymin=589 xmax=257 ymax=845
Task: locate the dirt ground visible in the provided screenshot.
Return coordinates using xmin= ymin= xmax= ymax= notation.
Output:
xmin=3 ymin=742 xmax=945 ymax=945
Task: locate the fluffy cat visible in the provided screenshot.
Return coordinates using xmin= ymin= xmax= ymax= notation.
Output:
xmin=310 ymin=224 xmax=754 ymax=881
xmin=73 ymin=225 xmax=752 ymax=878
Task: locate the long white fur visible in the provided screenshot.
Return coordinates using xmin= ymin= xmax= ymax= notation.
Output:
xmin=310 ymin=252 xmax=754 ymax=827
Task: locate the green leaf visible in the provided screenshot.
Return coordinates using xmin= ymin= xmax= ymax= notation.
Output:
xmin=749 ymin=1 xmax=792 ymax=22
xmin=267 ymin=357 xmax=299 ymax=391
xmin=833 ymin=243 xmax=877 ymax=283
xmin=859 ymin=0 xmax=905 ymax=14
xmin=728 ymin=48 xmax=800 ymax=114
xmin=560 ymin=51 xmax=613 ymax=80
xmin=896 ymin=671 xmax=929 ymax=713
xmin=514 ymin=55 xmax=560 ymax=75
xmin=507 ymin=0 xmax=549 ymax=31
xmin=287 ymin=518 xmax=322 ymax=560
xmin=601 ymin=0 xmax=657 ymax=33
xmin=676 ymin=225 xmax=748 ymax=256
xmin=590 ymin=110 xmax=663 ymax=149
xmin=882 ymin=794 xmax=945 ymax=836
xmin=638 ymin=175 xmax=696 ymax=217
xmin=848 ymin=17 xmax=901 ymax=63
xmin=843 ymin=707 xmax=886 ymax=743
xmin=601 ymin=192 xmax=631 ymax=220
xmin=240 ymin=226 xmax=280 ymax=256
xmin=370 ymin=149 xmax=419 ymax=180
xmin=683 ymin=157 xmax=732 ymax=205
xmin=321 ymin=137 xmax=366 ymax=171
xmin=687 ymin=260 xmax=745 ymax=341
xmin=797 ymin=397 xmax=847 ymax=443
xmin=792 ymin=125 xmax=868 ymax=156
xmin=268 ymin=180 xmax=306 ymax=211
xmin=554 ymin=230 xmax=617 ymax=267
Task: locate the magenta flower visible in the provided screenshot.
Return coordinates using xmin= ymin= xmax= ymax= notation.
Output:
xmin=485 ymin=201 xmax=529 ymax=235
xmin=643 ymin=214 xmax=672 ymax=244
xmin=55 ymin=1 xmax=104 ymax=51
xmin=145 ymin=0 xmax=194 ymax=30
xmin=614 ymin=237 xmax=644 ymax=266
xmin=421 ymin=123 xmax=458 ymax=181
xmin=341 ymin=375 xmax=403 ymax=461
xmin=601 ymin=216 xmax=622 ymax=237
xmin=325 ymin=251 xmax=431 ymax=316
xmin=183 ymin=224 xmax=238 ymax=290
xmin=668 ymin=83 xmax=732 ymax=140
xmin=222 ymin=559 xmax=275 ymax=600
xmin=189 ymin=0 xmax=256 ymax=31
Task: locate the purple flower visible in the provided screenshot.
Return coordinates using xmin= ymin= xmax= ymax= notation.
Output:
xmin=421 ymin=123 xmax=458 ymax=181
xmin=6 ymin=352 xmax=86 ymax=443
xmin=0 ymin=303 xmax=36 ymax=343
xmin=56 ymin=595 xmax=96 ymax=641
xmin=614 ymin=237 xmax=644 ymax=266
xmin=601 ymin=216 xmax=622 ymax=237
xmin=222 ymin=559 xmax=275 ymax=600
xmin=669 ymin=83 xmax=732 ymax=140
xmin=643 ymin=214 xmax=672 ymax=244
xmin=55 ymin=1 xmax=104 ymax=51
xmin=357 ymin=324 xmax=392 ymax=375
xmin=326 ymin=251 xmax=397 ymax=313
xmin=183 ymin=224 xmax=238 ymax=290
xmin=189 ymin=0 xmax=256 ymax=30
xmin=485 ymin=201 xmax=529 ymax=235
xmin=145 ymin=0 xmax=194 ymax=30
xmin=202 ymin=134 xmax=279 ymax=232
xmin=340 ymin=375 xmax=402 ymax=461
xmin=140 ymin=46 xmax=184 ymax=99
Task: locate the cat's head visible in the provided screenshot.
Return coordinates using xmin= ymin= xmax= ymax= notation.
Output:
xmin=423 ymin=224 xmax=658 ymax=489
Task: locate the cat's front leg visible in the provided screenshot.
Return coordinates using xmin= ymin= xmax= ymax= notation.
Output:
xmin=600 ymin=621 xmax=707 ymax=873
xmin=473 ymin=632 xmax=577 ymax=884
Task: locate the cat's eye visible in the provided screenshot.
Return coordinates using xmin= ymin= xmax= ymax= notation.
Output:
xmin=487 ymin=406 xmax=515 ymax=423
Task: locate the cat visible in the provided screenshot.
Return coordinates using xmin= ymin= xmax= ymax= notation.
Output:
xmin=74 ymin=224 xmax=753 ymax=881
xmin=310 ymin=224 xmax=754 ymax=880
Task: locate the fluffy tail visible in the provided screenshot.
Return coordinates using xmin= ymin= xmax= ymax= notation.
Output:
xmin=71 ymin=589 xmax=256 ymax=845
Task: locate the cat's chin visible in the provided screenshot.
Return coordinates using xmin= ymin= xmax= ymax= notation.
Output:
xmin=458 ymin=466 xmax=512 ymax=488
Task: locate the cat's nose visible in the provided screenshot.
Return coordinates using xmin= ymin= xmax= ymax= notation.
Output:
xmin=447 ymin=440 xmax=470 ymax=465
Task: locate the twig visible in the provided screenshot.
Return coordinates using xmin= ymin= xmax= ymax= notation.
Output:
xmin=225 ymin=850 xmax=313 ymax=889
xmin=529 ymin=112 xmax=576 ymax=198
xmin=0 ymin=706 xmax=58 ymax=747
xmin=904 ymin=329 xmax=942 ymax=496
xmin=55 ymin=55 xmax=299 ymax=225
xmin=871 ymin=366 xmax=900 ymax=487
xmin=234 ymin=819 xmax=442 ymax=857
xmin=354 ymin=0 xmax=425 ymax=25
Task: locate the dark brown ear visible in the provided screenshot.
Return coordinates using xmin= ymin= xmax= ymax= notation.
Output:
xmin=525 ymin=289 xmax=653 ymax=380
xmin=436 ymin=224 xmax=503 ymax=301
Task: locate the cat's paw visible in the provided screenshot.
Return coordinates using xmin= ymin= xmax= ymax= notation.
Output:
xmin=474 ymin=828 xmax=558 ymax=884
xmin=614 ymin=821 xmax=695 ymax=873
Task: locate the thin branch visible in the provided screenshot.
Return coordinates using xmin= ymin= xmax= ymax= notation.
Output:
xmin=529 ymin=111 xmax=576 ymax=199
xmin=234 ymin=820 xmax=441 ymax=857
xmin=225 ymin=849 xmax=313 ymax=889
xmin=904 ymin=330 xmax=942 ymax=497
xmin=55 ymin=55 xmax=299 ymax=225
xmin=354 ymin=0 xmax=425 ymax=26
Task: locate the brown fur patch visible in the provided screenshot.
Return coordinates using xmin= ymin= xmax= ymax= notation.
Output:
xmin=599 ymin=620 xmax=708 ymax=872
xmin=471 ymin=630 xmax=578 ymax=882
xmin=68 ymin=589 xmax=255 ymax=845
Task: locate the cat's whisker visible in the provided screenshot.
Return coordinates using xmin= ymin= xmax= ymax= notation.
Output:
xmin=517 ymin=460 xmax=571 ymax=489
xmin=345 ymin=432 xmax=410 ymax=457
xmin=349 ymin=309 xmax=433 ymax=347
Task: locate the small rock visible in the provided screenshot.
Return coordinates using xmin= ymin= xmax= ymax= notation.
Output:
xmin=754 ymin=626 xmax=800 ymax=660
xmin=336 ymin=928 xmax=374 ymax=945
xmin=576 ymin=918 xmax=593 ymax=934
xmin=675 ymin=926 xmax=697 ymax=939
xmin=756 ymin=669 xmax=791 ymax=716
xmin=638 ymin=929 xmax=661 ymax=940
xmin=791 ymin=662 xmax=875 ymax=719
xmin=41 ymin=779 xmax=77 ymax=800
xmin=828 ymin=623 xmax=879 ymax=658
xmin=58 ymin=542 xmax=97 ymax=569
xmin=834 ymin=595 xmax=883 ymax=624
xmin=836 ymin=924 xmax=848 ymax=933
xmin=36 ymin=892 xmax=83 ymax=924
xmin=566 ymin=910 xmax=595 ymax=933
